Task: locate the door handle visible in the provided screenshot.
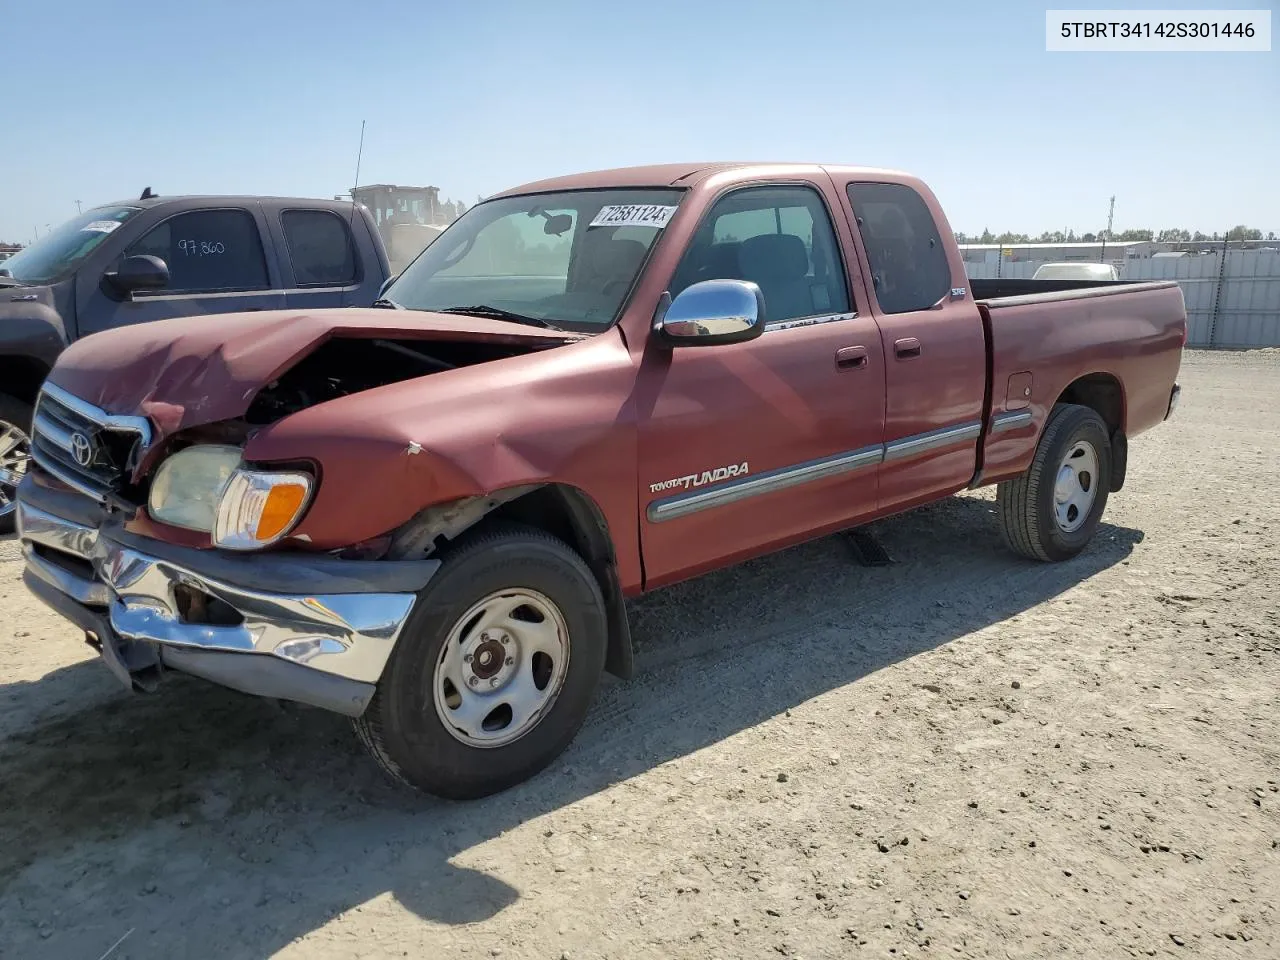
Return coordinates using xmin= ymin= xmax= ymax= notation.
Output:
xmin=835 ymin=345 xmax=869 ymax=369
xmin=894 ymin=337 xmax=922 ymax=359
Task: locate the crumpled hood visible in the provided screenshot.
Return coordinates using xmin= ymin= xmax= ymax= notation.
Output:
xmin=47 ymin=307 xmax=575 ymax=440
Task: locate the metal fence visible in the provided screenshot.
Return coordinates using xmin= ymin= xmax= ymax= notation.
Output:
xmin=965 ymin=250 xmax=1280 ymax=348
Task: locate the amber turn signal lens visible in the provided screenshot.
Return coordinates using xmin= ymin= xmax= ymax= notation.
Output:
xmin=255 ymin=483 xmax=309 ymax=541
xmin=214 ymin=469 xmax=314 ymax=551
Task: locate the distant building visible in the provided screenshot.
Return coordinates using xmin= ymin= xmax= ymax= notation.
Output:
xmin=957 ymin=240 xmax=1157 ymax=266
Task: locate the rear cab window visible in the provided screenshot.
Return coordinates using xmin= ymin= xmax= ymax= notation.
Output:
xmin=671 ymin=185 xmax=850 ymax=326
xmin=847 ymin=182 xmax=951 ymax=314
xmin=126 ymin=208 xmax=270 ymax=293
xmin=281 ymin=209 xmax=358 ymax=286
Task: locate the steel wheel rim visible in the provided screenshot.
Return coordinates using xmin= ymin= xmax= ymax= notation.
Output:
xmin=1052 ymin=439 xmax=1099 ymax=534
xmin=432 ymin=588 xmax=571 ymax=749
xmin=0 ymin=419 xmax=31 ymax=520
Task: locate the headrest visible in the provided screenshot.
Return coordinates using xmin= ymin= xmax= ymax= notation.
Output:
xmin=873 ymin=205 xmax=911 ymax=239
xmin=739 ymin=233 xmax=808 ymax=282
xmin=702 ymin=241 xmax=741 ymax=278
xmin=587 ymin=236 xmax=647 ymax=277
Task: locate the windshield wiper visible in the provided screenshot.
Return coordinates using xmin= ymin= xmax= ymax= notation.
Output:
xmin=371 ymin=297 xmax=403 ymax=309
xmin=436 ymin=304 xmax=563 ymax=331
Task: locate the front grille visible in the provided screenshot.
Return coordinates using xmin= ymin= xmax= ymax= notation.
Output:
xmin=30 ymin=384 xmax=152 ymax=502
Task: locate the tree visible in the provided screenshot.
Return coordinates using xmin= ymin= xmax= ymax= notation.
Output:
xmin=1226 ymin=225 xmax=1263 ymax=241
xmin=979 ymin=228 xmax=994 ymax=243
xmin=1193 ymin=231 xmax=1210 ymax=242
xmin=1157 ymin=228 xmax=1191 ymax=242
xmin=1081 ymin=232 xmax=1097 ymax=242
xmin=1267 ymin=231 xmax=1276 ymax=241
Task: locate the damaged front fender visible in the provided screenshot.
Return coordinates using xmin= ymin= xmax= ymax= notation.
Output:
xmin=385 ymin=484 xmax=542 ymax=559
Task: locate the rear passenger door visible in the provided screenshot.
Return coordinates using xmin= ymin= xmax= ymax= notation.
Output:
xmin=273 ymin=208 xmax=363 ymax=309
xmin=834 ymin=179 xmax=987 ymax=513
xmin=77 ymin=205 xmax=286 ymax=337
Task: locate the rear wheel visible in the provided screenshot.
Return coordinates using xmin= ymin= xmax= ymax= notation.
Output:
xmin=354 ymin=524 xmax=608 ymax=799
xmin=997 ymin=403 xmax=1112 ymax=562
xmin=0 ymin=395 xmax=33 ymax=535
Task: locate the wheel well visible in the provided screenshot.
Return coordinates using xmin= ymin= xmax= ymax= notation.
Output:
xmin=1057 ymin=374 xmax=1124 ymax=435
xmin=486 ymin=484 xmax=635 ymax=680
xmin=1056 ymin=373 xmax=1127 ymax=491
xmin=0 ymin=355 xmax=50 ymax=407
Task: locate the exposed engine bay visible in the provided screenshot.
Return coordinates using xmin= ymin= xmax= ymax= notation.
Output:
xmin=245 ymin=336 xmax=552 ymax=423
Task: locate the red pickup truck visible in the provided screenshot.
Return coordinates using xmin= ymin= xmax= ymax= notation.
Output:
xmin=15 ymin=163 xmax=1186 ymax=798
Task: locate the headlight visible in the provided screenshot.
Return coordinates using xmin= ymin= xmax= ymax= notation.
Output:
xmin=213 ymin=468 xmax=313 ymax=550
xmin=148 ymin=445 xmax=242 ymax=532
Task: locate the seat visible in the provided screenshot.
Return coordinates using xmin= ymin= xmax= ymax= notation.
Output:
xmin=583 ymin=236 xmax=648 ymax=298
xmin=866 ymin=206 xmax=919 ymax=313
xmin=737 ymin=233 xmax=814 ymax=322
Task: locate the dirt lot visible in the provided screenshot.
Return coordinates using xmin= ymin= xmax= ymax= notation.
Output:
xmin=1 ymin=349 xmax=1277 ymax=960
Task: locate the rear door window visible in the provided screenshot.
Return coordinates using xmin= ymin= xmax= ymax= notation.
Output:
xmin=127 ymin=209 xmax=270 ymax=293
xmin=847 ymin=183 xmax=950 ymax=314
xmin=281 ymin=209 xmax=358 ymax=286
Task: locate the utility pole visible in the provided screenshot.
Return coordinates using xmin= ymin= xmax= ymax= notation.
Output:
xmin=1100 ymin=195 xmax=1115 ymax=263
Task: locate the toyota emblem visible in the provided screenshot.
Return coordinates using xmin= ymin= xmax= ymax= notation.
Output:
xmin=70 ymin=431 xmax=96 ymax=468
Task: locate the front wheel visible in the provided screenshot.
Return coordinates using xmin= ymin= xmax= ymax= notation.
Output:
xmin=354 ymin=525 xmax=608 ymax=799
xmin=0 ymin=395 xmax=34 ymax=535
xmin=997 ymin=403 xmax=1112 ymax=562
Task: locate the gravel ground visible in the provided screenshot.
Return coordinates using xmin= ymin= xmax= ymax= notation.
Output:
xmin=0 ymin=349 xmax=1277 ymax=960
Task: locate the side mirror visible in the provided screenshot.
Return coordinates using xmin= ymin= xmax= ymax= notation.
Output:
xmin=109 ymin=255 xmax=169 ymax=293
xmin=654 ymin=279 xmax=765 ymax=347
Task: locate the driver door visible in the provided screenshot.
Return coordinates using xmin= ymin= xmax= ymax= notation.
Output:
xmin=637 ymin=180 xmax=886 ymax=589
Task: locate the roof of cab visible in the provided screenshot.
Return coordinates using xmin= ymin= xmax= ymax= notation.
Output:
xmin=489 ymin=162 xmax=920 ymax=198
xmin=93 ymin=195 xmax=358 ymax=212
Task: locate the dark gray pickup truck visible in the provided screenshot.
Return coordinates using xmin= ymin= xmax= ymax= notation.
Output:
xmin=0 ymin=193 xmax=391 ymax=530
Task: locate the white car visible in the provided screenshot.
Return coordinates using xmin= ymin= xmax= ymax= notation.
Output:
xmin=1033 ymin=262 xmax=1120 ymax=281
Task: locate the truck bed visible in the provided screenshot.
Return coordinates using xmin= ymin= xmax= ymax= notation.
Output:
xmin=970 ymin=277 xmax=1161 ymax=302
xmin=971 ymin=278 xmax=1186 ymax=487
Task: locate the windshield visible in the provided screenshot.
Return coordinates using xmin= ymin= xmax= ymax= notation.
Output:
xmin=0 ymin=206 xmax=141 ymax=285
xmin=1033 ymin=263 xmax=1115 ymax=281
xmin=383 ymin=188 xmax=684 ymax=332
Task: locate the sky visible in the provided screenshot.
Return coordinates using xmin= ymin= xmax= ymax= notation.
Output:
xmin=2 ymin=0 xmax=1276 ymax=242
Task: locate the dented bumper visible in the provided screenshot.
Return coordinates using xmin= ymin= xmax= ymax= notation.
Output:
xmin=16 ymin=475 xmax=439 ymax=716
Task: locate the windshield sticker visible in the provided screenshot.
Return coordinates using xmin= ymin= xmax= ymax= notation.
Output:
xmin=589 ymin=204 xmax=678 ymax=229
xmin=81 ymin=220 xmax=123 ymax=234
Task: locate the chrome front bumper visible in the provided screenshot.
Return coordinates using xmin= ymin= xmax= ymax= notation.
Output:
xmin=16 ymin=480 xmax=440 ymax=716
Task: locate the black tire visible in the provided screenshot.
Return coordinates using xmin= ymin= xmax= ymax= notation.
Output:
xmin=354 ymin=524 xmax=608 ymax=799
xmin=997 ymin=403 xmax=1112 ymax=562
xmin=0 ymin=394 xmax=34 ymax=536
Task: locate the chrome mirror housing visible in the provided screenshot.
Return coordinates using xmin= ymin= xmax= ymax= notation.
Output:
xmin=655 ymin=279 xmax=766 ymax=347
